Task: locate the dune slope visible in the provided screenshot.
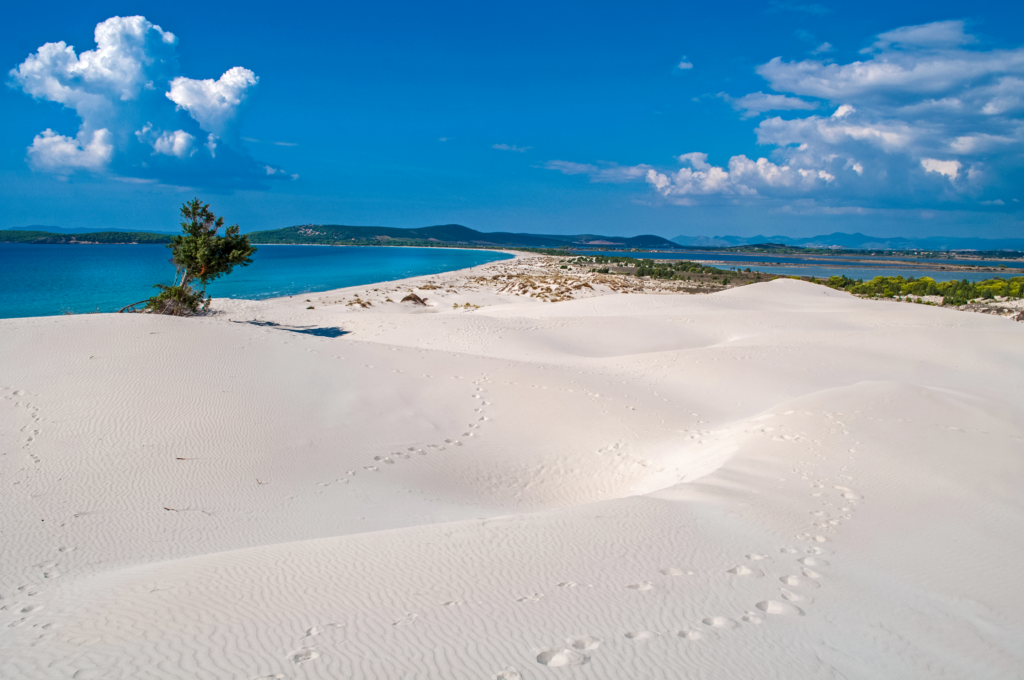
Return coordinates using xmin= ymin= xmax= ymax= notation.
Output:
xmin=1 ymin=277 xmax=1022 ymax=679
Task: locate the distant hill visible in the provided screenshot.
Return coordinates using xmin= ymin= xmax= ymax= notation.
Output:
xmin=3 ymin=225 xmax=177 ymax=235
xmin=247 ymin=224 xmax=681 ymax=249
xmin=1 ymin=224 xmax=681 ymax=250
xmin=671 ymin=232 xmax=1024 ymax=251
xmin=0 ymin=230 xmax=171 ymax=244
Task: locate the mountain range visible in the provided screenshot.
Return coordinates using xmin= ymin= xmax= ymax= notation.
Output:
xmin=249 ymin=224 xmax=680 ymax=249
xmin=670 ymin=232 xmax=1024 ymax=251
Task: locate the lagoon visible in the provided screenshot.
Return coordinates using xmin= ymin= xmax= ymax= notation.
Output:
xmin=0 ymin=244 xmax=512 ymax=319
xmin=569 ymin=250 xmax=1017 ymax=283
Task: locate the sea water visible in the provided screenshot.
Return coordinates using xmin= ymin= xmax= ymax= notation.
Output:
xmin=0 ymin=244 xmax=512 ymax=319
xmin=569 ymin=250 xmax=1016 ymax=283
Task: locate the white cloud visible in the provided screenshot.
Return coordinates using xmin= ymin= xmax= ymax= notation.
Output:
xmin=545 ymin=160 xmax=651 ymax=182
xmin=756 ymin=22 xmax=1024 ymax=103
xmin=720 ymin=91 xmax=819 ymax=118
xmin=549 ymin=21 xmax=1024 ymax=209
xmin=492 ymin=143 xmax=531 ymax=152
xmin=677 ymin=152 xmax=711 ymax=170
xmin=152 ymin=130 xmax=195 ymax=158
xmin=811 ymin=42 xmax=834 ymax=55
xmin=868 ymin=20 xmax=976 ymax=52
xmin=642 ymin=153 xmax=835 ymax=202
xmin=166 ymin=66 xmax=259 ymax=136
xmin=9 ymin=16 xmax=176 ymax=114
xmin=920 ymin=158 xmax=961 ymax=180
xmin=677 ymin=59 xmax=694 ymax=70
xmin=27 ymin=128 xmax=114 ymax=172
xmin=9 ymin=15 xmax=287 ymax=188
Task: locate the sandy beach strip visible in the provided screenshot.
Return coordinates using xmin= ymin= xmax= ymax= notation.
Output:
xmin=2 ymin=254 xmax=1023 ymax=679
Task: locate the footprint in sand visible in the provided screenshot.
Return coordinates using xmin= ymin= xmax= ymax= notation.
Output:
xmin=304 ymin=623 xmax=342 ymax=637
xmin=373 ymin=456 xmax=394 ymax=465
xmin=624 ymin=631 xmax=656 ymax=641
xmin=795 ymin=534 xmax=829 ymax=543
xmin=798 ymin=557 xmax=829 ymax=567
xmin=536 ymin=649 xmax=590 ymax=667
xmin=801 ymin=568 xmax=823 ymax=579
xmin=494 ymin=668 xmax=521 ymax=680
xmin=290 ymin=649 xmax=319 ymax=664
xmin=746 ymin=553 xmax=769 ymax=561
xmin=780 ymin=575 xmax=820 ymax=588
xmin=557 ymin=581 xmax=578 ymax=588
xmin=441 ymin=600 xmax=461 ymax=606
xmin=702 ymin=617 xmax=738 ymax=629
xmin=779 ymin=588 xmax=813 ymax=603
xmin=626 ymin=581 xmax=654 ymax=591
xmin=780 ymin=546 xmax=799 ymax=554
xmin=678 ymin=629 xmax=704 ymax=640
xmin=517 ymin=593 xmax=543 ymax=602
xmin=741 ymin=611 xmax=764 ymax=624
xmin=567 ymin=636 xmax=601 ymax=650
xmin=756 ymin=600 xmax=805 ymax=616
xmin=392 ymin=613 xmax=417 ymax=626
xmin=728 ymin=565 xmax=763 ymax=577
xmin=660 ymin=567 xmax=691 ymax=576
xmin=834 ymin=485 xmax=862 ymax=498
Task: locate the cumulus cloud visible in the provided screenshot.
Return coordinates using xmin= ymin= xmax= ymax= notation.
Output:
xmin=549 ymin=20 xmax=1024 ymax=208
xmin=643 ymin=152 xmax=833 ymax=203
xmin=8 ymin=15 xmax=290 ymax=188
xmin=166 ymin=67 xmax=258 ymax=137
xmin=719 ymin=91 xmax=819 ymax=118
xmin=676 ymin=58 xmax=694 ymax=71
xmin=27 ymin=129 xmax=114 ymax=172
xmin=921 ymin=158 xmax=961 ymax=180
xmin=152 ymin=130 xmax=196 ymax=158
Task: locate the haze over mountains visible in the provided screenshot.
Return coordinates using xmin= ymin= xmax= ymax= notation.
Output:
xmin=6 ymin=225 xmax=1024 ymax=251
xmin=671 ymin=232 xmax=1024 ymax=251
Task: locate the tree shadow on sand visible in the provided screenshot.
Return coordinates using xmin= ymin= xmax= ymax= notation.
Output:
xmin=231 ymin=320 xmax=349 ymax=338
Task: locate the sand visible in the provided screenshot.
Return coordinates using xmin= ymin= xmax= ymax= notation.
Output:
xmin=1 ymin=254 xmax=1022 ymax=679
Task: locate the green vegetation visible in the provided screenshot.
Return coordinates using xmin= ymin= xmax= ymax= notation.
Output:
xmin=822 ymin=275 xmax=1024 ymax=306
xmin=565 ymin=255 xmax=739 ymax=280
xmin=632 ymin=259 xmax=733 ymax=279
xmin=0 ymin=230 xmax=171 ymax=244
xmin=135 ymin=199 xmax=256 ymax=316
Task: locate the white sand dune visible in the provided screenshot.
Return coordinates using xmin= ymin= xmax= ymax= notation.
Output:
xmin=2 ymin=263 xmax=1023 ymax=679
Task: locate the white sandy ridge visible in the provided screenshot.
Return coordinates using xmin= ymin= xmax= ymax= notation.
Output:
xmin=1 ymin=255 xmax=1023 ymax=679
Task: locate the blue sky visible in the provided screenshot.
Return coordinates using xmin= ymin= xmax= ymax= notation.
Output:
xmin=3 ymin=0 xmax=1023 ymax=238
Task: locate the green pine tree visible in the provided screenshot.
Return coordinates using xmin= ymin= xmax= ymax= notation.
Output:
xmin=145 ymin=199 xmax=257 ymax=316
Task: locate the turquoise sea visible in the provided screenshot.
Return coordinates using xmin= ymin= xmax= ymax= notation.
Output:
xmin=0 ymin=244 xmax=512 ymax=319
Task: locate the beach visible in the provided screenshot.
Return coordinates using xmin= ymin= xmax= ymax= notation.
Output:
xmin=2 ymin=253 xmax=1023 ymax=679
